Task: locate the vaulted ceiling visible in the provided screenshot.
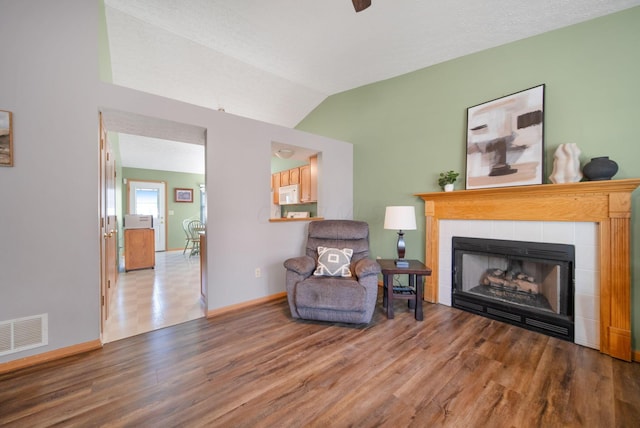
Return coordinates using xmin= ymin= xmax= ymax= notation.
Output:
xmin=103 ymin=0 xmax=640 ymax=173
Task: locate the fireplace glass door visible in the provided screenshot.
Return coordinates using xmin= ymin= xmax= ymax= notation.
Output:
xmin=459 ymin=252 xmax=568 ymax=315
xmin=452 ymin=237 xmax=574 ymax=341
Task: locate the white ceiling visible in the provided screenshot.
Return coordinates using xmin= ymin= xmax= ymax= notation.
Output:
xmin=102 ymin=109 xmax=206 ymax=174
xmin=103 ymin=0 xmax=640 ymax=173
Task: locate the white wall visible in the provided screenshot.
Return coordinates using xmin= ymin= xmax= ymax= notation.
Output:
xmin=99 ymin=84 xmax=354 ymax=310
xmin=0 ymin=0 xmax=100 ymax=363
xmin=0 ymin=0 xmax=353 ymax=363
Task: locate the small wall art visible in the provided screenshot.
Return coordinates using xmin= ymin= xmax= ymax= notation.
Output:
xmin=0 ymin=110 xmax=13 ymax=167
xmin=175 ymin=188 xmax=193 ymax=203
xmin=465 ymin=84 xmax=545 ymax=189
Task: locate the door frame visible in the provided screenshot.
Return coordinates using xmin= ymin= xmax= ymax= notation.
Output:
xmin=98 ymin=110 xmax=208 ymax=337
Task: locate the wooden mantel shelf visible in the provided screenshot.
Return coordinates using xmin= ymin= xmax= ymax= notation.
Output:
xmin=416 ymin=178 xmax=640 ymax=361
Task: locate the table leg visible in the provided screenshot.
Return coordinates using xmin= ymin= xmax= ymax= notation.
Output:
xmin=386 ymin=274 xmax=394 ymax=319
xmin=408 ymin=274 xmax=416 ymax=310
xmin=382 ymin=274 xmax=388 ymax=309
xmin=416 ymin=275 xmax=424 ymax=321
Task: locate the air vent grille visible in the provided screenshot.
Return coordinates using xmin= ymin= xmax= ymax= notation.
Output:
xmin=0 ymin=324 xmax=11 ymax=353
xmin=526 ymin=318 xmax=569 ymax=336
xmin=487 ymin=307 xmax=522 ymax=322
xmin=455 ymin=299 xmax=483 ymax=312
xmin=0 ymin=314 xmax=48 ymax=356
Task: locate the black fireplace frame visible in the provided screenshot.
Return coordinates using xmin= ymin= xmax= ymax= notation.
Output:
xmin=451 ymin=236 xmax=575 ymax=342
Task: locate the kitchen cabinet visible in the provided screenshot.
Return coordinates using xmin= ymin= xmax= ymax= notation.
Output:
xmin=124 ymin=228 xmax=155 ymax=272
xmin=289 ymin=167 xmax=300 ymax=185
xmin=309 ymin=155 xmax=318 ymax=202
xmin=272 ymin=172 xmax=281 ymax=204
xmin=300 ymin=164 xmax=311 ymax=202
xmin=280 ymin=170 xmax=290 ymax=186
xmin=299 ymin=155 xmax=318 ymax=203
xmin=273 ymin=157 xmax=317 ymax=204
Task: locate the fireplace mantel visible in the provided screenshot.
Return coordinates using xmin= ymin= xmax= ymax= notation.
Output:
xmin=416 ymin=178 xmax=640 ymax=361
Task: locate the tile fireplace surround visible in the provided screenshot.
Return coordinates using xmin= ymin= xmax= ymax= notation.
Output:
xmin=417 ymin=179 xmax=640 ymax=361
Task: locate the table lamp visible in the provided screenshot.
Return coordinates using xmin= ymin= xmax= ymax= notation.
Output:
xmin=384 ymin=206 xmax=416 ymax=267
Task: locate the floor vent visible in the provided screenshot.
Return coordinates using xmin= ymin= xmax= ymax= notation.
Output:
xmin=487 ymin=307 xmax=522 ymax=322
xmin=0 ymin=314 xmax=48 ymax=356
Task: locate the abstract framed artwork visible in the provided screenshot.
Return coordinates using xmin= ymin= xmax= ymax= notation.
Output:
xmin=0 ymin=110 xmax=13 ymax=167
xmin=175 ymin=188 xmax=193 ymax=203
xmin=465 ymin=84 xmax=545 ymax=190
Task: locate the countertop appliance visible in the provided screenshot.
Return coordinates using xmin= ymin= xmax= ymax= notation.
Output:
xmin=279 ymin=184 xmax=299 ymax=205
xmin=123 ymin=214 xmax=153 ymax=229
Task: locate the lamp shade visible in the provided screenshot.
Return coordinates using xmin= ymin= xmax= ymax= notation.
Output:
xmin=384 ymin=206 xmax=416 ymax=231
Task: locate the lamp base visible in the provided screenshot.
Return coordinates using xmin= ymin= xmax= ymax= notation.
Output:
xmin=395 ymin=259 xmax=409 ymax=268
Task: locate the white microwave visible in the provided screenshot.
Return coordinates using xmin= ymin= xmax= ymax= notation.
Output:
xmin=123 ymin=214 xmax=153 ymax=229
xmin=278 ymin=184 xmax=299 ymax=205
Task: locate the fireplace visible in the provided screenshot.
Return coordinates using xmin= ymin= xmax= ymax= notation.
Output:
xmin=452 ymin=237 xmax=575 ymax=341
xmin=417 ymin=179 xmax=640 ymax=361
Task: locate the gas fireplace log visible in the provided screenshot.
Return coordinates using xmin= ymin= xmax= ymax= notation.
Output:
xmin=512 ymin=279 xmax=539 ymax=294
xmin=481 ymin=269 xmax=540 ymax=294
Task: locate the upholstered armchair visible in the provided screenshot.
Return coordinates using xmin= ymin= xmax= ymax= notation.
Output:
xmin=284 ymin=220 xmax=381 ymax=324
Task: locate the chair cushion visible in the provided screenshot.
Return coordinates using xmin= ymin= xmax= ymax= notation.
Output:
xmin=313 ymin=247 xmax=353 ymax=277
xmin=295 ymin=277 xmax=366 ymax=312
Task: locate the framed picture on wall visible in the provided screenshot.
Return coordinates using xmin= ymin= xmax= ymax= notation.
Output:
xmin=465 ymin=84 xmax=545 ymax=190
xmin=0 ymin=110 xmax=13 ymax=167
xmin=175 ymin=188 xmax=193 ymax=203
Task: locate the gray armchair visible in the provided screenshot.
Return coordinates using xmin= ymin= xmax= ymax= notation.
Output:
xmin=284 ymin=220 xmax=381 ymax=324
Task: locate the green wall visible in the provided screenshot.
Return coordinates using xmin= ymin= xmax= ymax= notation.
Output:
xmin=122 ymin=167 xmax=204 ymax=251
xmin=271 ymin=157 xmax=307 ymax=173
xmin=297 ymin=8 xmax=640 ymax=348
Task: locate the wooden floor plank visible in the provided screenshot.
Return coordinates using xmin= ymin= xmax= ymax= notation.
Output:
xmin=1 ymin=298 xmax=639 ymax=427
xmin=613 ymin=358 xmax=640 ymax=426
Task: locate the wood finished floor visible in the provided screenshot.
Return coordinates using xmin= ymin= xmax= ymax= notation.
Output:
xmin=104 ymin=250 xmax=205 ymax=343
xmin=2 ymin=297 xmax=639 ymax=427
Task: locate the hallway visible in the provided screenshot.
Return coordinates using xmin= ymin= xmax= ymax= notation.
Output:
xmin=103 ymin=250 xmax=205 ymax=343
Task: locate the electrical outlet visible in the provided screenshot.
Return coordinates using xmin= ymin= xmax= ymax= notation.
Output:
xmin=255 ymin=268 xmax=261 ymax=278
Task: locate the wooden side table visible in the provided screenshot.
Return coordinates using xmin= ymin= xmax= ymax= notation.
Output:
xmin=379 ymin=259 xmax=432 ymax=321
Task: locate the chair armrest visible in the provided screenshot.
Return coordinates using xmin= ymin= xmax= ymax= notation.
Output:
xmin=353 ymin=258 xmax=381 ymax=279
xmin=284 ymin=255 xmax=316 ymax=277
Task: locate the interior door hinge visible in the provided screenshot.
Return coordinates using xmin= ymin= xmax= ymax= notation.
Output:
xmin=101 ymin=217 xmax=105 ymax=228
xmin=101 ymin=295 xmax=105 ymax=306
xmin=107 ymin=279 xmax=111 ymax=289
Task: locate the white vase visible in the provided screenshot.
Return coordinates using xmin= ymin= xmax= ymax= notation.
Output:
xmin=566 ymin=143 xmax=583 ymax=182
xmin=549 ymin=143 xmax=582 ymax=184
xmin=444 ymin=183 xmax=454 ymax=192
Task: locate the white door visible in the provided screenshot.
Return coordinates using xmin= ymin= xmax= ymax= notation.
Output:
xmin=128 ymin=180 xmax=166 ymax=251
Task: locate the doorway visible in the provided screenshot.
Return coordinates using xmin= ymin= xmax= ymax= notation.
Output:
xmin=100 ymin=110 xmax=207 ymax=343
xmin=127 ymin=180 xmax=167 ymax=252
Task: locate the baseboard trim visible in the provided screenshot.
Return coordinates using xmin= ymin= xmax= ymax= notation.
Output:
xmin=633 ymin=349 xmax=640 ymax=363
xmin=207 ymin=292 xmax=287 ymax=318
xmin=0 ymin=339 xmax=102 ymax=375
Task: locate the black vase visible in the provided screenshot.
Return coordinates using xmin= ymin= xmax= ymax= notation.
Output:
xmin=582 ymin=156 xmax=618 ymax=181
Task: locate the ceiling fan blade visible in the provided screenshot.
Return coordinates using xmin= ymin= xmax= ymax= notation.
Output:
xmin=352 ymin=0 xmax=372 ymax=13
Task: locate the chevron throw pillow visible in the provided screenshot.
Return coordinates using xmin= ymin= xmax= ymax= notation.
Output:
xmin=313 ymin=247 xmax=353 ymax=277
